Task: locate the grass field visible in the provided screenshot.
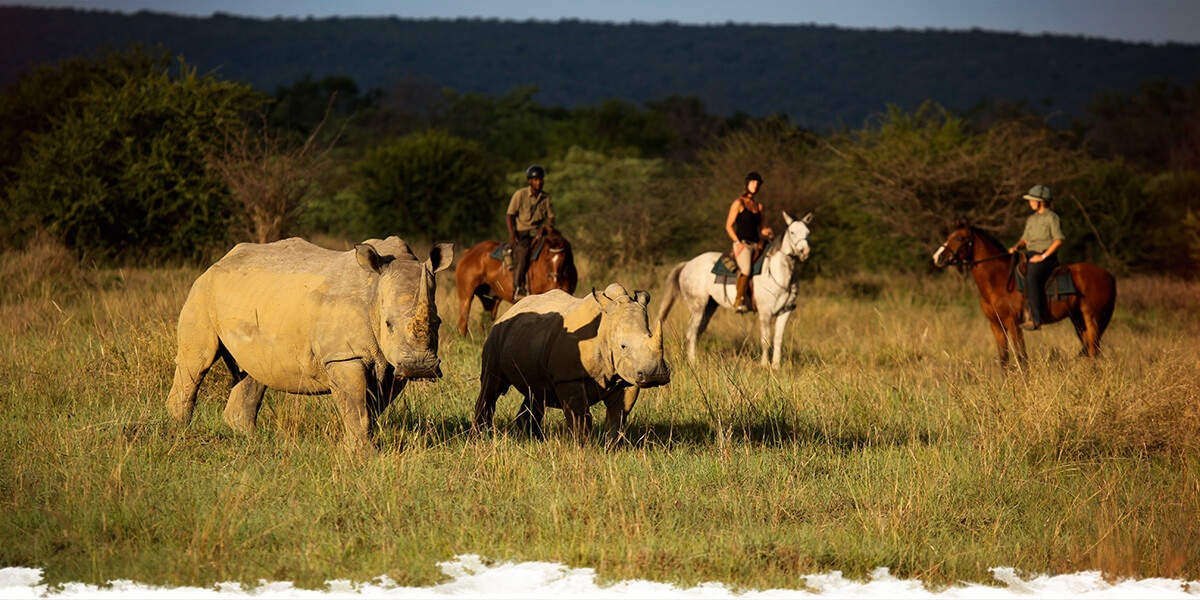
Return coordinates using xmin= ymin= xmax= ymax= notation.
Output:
xmin=1 ymin=242 xmax=1197 ymax=591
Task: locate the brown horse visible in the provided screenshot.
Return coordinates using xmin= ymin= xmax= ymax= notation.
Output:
xmin=455 ymin=226 xmax=578 ymax=335
xmin=932 ymin=220 xmax=1116 ymax=367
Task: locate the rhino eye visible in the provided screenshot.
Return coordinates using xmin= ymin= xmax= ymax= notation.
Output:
xmin=385 ymin=319 xmax=395 ymax=333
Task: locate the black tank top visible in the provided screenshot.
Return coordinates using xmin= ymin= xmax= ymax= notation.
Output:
xmin=734 ymin=203 xmax=762 ymax=243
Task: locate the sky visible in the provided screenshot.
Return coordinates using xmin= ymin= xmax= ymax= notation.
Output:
xmin=8 ymin=0 xmax=1200 ymax=45
xmin=3 ymin=555 xmax=1197 ymax=598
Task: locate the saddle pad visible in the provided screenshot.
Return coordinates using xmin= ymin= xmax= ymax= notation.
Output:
xmin=1017 ymin=267 xmax=1078 ymax=299
xmin=489 ymin=237 xmax=546 ymax=262
xmin=710 ymin=252 xmax=764 ymax=277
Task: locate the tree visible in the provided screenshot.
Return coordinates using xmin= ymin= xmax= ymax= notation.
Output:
xmin=356 ymin=129 xmax=503 ymax=243
xmin=0 ymin=45 xmax=173 ymax=189
xmin=821 ymin=103 xmax=1084 ymax=271
xmin=207 ymin=117 xmax=335 ymax=244
xmin=549 ymin=147 xmax=668 ymax=272
xmin=5 ymin=59 xmax=264 ymax=264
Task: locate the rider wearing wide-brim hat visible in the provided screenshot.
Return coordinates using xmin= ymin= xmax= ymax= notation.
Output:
xmin=1007 ymin=184 xmax=1065 ymax=330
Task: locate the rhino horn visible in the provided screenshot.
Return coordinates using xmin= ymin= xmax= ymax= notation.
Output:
xmin=651 ymin=318 xmax=664 ymax=350
xmin=408 ymin=268 xmax=432 ymax=342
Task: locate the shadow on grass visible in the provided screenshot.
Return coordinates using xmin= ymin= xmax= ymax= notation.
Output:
xmin=375 ymin=405 xmax=934 ymax=454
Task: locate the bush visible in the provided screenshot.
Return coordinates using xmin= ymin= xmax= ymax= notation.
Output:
xmin=4 ymin=60 xmax=264 ymax=265
xmin=356 ymin=129 xmax=504 ymax=243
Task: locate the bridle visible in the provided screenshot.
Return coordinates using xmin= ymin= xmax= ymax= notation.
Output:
xmin=761 ymin=221 xmax=810 ymax=290
xmin=937 ymin=228 xmax=1009 ymax=268
xmin=536 ymin=231 xmax=572 ymax=284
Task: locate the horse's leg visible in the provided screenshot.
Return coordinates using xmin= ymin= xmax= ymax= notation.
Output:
xmin=986 ymin=318 xmax=1012 ymax=368
xmin=457 ymin=283 xmax=474 ymax=336
xmin=758 ymin=312 xmax=774 ymax=367
xmin=769 ymin=311 xmax=792 ymax=369
xmin=687 ymin=299 xmax=718 ymax=363
xmin=1072 ymin=308 xmax=1102 ymax=358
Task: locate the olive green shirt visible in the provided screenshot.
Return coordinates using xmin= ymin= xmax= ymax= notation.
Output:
xmin=507 ymin=187 xmax=553 ymax=232
xmin=1020 ymin=210 xmax=1065 ymax=253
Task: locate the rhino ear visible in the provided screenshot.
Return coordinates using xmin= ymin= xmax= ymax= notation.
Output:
xmin=591 ymin=287 xmax=614 ymax=311
xmin=355 ymin=243 xmax=384 ymax=273
xmin=426 ymin=241 xmax=455 ymax=273
xmin=633 ymin=289 xmax=650 ymax=306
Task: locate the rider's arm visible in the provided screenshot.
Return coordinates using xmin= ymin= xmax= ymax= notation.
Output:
xmin=1041 ymin=239 xmax=1063 ymax=258
xmin=1008 ymin=239 xmax=1026 ymax=254
xmin=725 ymin=201 xmax=741 ymax=243
xmin=759 ymin=203 xmax=773 ymax=239
xmin=506 ymin=213 xmax=518 ymax=243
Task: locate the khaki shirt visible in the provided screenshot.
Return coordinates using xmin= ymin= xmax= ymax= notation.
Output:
xmin=507 ymin=187 xmax=553 ymax=232
xmin=1021 ymin=210 xmax=1065 ymax=253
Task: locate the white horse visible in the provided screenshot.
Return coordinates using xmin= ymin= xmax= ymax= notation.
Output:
xmin=658 ymin=211 xmax=812 ymax=369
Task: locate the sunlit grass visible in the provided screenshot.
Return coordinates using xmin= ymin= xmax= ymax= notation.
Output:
xmin=1 ymin=245 xmax=1197 ymax=590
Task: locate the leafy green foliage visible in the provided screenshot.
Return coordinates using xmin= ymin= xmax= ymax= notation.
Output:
xmin=548 ymin=147 xmax=669 ymax=273
xmin=819 ymin=104 xmax=1085 ymax=272
xmin=0 ymin=44 xmax=173 ymax=186
xmin=356 ymin=130 xmax=504 ymax=242
xmin=5 ymin=60 xmax=264 ymax=264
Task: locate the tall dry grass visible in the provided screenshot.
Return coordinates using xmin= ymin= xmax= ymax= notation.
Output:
xmin=1 ymin=240 xmax=1197 ymax=590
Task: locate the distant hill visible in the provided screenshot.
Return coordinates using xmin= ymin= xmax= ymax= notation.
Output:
xmin=3 ymin=6 xmax=1199 ymax=129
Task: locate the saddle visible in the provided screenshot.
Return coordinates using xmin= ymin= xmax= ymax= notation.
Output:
xmin=1014 ymin=260 xmax=1078 ymax=300
xmin=488 ymin=235 xmax=548 ymax=264
xmin=710 ymin=245 xmax=766 ymax=281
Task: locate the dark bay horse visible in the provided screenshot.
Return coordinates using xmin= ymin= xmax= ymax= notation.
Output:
xmin=455 ymin=226 xmax=578 ymax=335
xmin=932 ymin=220 xmax=1116 ymax=367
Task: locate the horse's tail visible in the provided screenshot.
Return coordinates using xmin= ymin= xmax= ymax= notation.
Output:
xmin=656 ymin=262 xmax=686 ymax=324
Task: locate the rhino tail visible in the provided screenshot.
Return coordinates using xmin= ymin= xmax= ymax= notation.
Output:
xmin=656 ymin=262 xmax=686 ymax=324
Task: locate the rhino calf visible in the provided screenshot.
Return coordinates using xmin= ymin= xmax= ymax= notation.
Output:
xmin=473 ymin=283 xmax=670 ymax=447
xmin=166 ymin=236 xmax=453 ymax=453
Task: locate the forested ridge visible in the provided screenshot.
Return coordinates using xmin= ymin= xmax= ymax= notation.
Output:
xmin=2 ymin=5 xmax=1199 ymax=128
xmin=2 ymin=7 xmax=1199 ymax=279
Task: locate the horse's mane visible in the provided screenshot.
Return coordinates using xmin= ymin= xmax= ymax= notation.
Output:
xmin=540 ymin=226 xmax=572 ymax=252
xmin=968 ymin=225 xmax=1006 ymax=252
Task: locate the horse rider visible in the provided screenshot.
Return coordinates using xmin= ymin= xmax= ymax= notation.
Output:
xmin=506 ymin=164 xmax=555 ymax=300
xmin=724 ymin=171 xmax=774 ymax=312
xmin=1007 ymin=184 xmax=1065 ymax=330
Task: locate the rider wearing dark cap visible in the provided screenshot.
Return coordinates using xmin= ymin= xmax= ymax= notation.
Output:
xmin=506 ymin=165 xmax=555 ymax=299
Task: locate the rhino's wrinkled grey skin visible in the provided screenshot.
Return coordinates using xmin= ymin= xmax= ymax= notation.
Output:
xmin=472 ymin=283 xmax=670 ymax=447
xmin=166 ymin=236 xmax=453 ymax=453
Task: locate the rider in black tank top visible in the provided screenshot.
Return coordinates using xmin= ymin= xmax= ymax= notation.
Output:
xmin=724 ymin=172 xmax=773 ymax=312
xmin=734 ymin=207 xmax=762 ymax=243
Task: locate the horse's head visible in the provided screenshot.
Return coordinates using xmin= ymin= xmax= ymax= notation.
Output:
xmin=534 ymin=226 xmax=578 ymax=293
xmin=780 ymin=211 xmax=813 ymax=261
xmin=932 ymin=219 xmax=975 ymax=270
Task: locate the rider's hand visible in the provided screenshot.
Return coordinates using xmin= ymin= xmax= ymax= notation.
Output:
xmin=1030 ymin=253 xmax=1044 ymax=263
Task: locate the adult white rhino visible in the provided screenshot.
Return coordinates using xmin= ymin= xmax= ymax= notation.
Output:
xmin=472 ymin=284 xmax=670 ymax=447
xmin=166 ymin=236 xmax=454 ymax=453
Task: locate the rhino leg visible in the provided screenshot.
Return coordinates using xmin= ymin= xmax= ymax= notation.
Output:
xmin=514 ymin=393 xmax=547 ymax=440
xmin=166 ymin=312 xmax=223 ymax=425
xmin=555 ymin=382 xmax=594 ymax=446
xmin=223 ymin=375 xmax=267 ymax=435
xmin=603 ymin=387 xmax=640 ymax=449
xmin=326 ymin=361 xmax=376 ymax=454
xmin=367 ymin=376 xmax=407 ymax=423
xmin=472 ymin=370 xmax=510 ymax=435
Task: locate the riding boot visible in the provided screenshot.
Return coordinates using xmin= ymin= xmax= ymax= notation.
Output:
xmin=734 ymin=274 xmax=750 ymax=313
xmin=1019 ymin=297 xmax=1039 ymax=330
